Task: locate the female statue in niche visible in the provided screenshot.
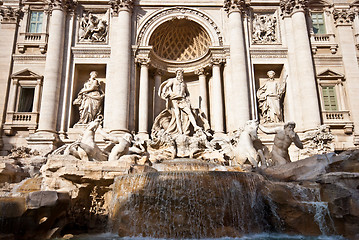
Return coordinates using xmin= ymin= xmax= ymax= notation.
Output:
xmin=257 ymin=70 xmax=286 ymax=123
xmin=73 ymin=71 xmax=105 ymax=124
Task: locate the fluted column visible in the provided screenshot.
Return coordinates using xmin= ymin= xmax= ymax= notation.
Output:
xmin=8 ymin=80 xmax=19 ymax=113
xmin=224 ymin=0 xmax=250 ymax=130
xmin=333 ymin=9 xmax=359 ymax=144
xmin=211 ymin=58 xmax=225 ymax=134
xmin=280 ymin=0 xmax=321 ymax=130
xmin=137 ymin=58 xmax=150 ymax=135
xmin=37 ymin=0 xmax=73 ymax=134
xmin=153 ymin=70 xmax=163 ymax=119
xmin=105 ymin=0 xmax=133 ymax=133
xmin=195 ymin=68 xmax=208 ymax=118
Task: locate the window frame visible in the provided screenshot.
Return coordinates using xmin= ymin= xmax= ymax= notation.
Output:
xmin=311 ymin=11 xmax=326 ymax=34
xmin=28 ymin=10 xmax=44 ymax=33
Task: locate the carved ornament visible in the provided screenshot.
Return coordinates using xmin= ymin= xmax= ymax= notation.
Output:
xmin=333 ymin=9 xmax=355 ymax=26
xmin=135 ymin=57 xmax=151 ymax=66
xmin=137 ymin=7 xmax=223 ymax=47
xmin=0 ymin=6 xmax=22 ymax=24
xmin=79 ymin=12 xmax=108 ymax=43
xmin=223 ymin=0 xmax=246 ymax=14
xmin=110 ymin=0 xmax=133 ymax=16
xmin=252 ymin=13 xmax=277 ymax=44
xmin=46 ymin=0 xmax=76 ymax=13
xmin=280 ymin=0 xmax=308 ymax=17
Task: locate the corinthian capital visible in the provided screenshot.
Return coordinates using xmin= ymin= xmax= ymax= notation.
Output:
xmin=280 ymin=0 xmax=308 ymax=17
xmin=110 ymin=0 xmax=133 ymax=16
xmin=47 ymin=0 xmax=76 ymax=13
xmin=0 ymin=6 xmax=22 ymax=24
xmin=223 ymin=0 xmax=246 ymax=14
xmin=333 ymin=9 xmax=355 ymax=26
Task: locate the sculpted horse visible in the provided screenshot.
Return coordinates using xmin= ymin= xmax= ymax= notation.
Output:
xmin=231 ymin=120 xmax=266 ymax=167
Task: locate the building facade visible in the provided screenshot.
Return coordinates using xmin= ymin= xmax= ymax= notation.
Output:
xmin=0 ymin=0 xmax=358 ymax=153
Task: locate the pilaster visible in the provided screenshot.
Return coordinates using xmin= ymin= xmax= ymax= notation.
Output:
xmin=0 ymin=6 xmax=21 ymax=149
xmin=211 ymin=57 xmax=225 ymax=134
xmin=104 ymin=0 xmax=134 ymax=134
xmin=280 ymin=0 xmax=321 ymax=130
xmin=195 ymin=68 xmax=209 ymax=118
xmin=27 ymin=0 xmax=75 ymax=153
xmin=333 ymin=8 xmax=359 ymax=144
xmin=223 ymin=0 xmax=250 ymax=131
xmin=136 ymin=57 xmax=150 ymax=136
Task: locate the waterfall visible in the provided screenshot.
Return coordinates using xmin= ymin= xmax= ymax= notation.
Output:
xmin=109 ymin=171 xmax=279 ymax=238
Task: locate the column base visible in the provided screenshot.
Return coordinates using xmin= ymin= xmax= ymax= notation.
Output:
xmin=26 ymin=131 xmax=63 ymax=155
xmin=137 ymin=132 xmax=149 ymax=141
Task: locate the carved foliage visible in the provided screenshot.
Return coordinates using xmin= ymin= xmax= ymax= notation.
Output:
xmin=0 ymin=6 xmax=22 ymax=23
xmin=252 ymin=13 xmax=277 ymax=44
xmin=110 ymin=0 xmax=133 ymax=15
xmin=223 ymin=0 xmax=246 ymax=14
xmin=333 ymin=9 xmax=355 ymax=25
xmin=280 ymin=0 xmax=308 ymax=16
xmin=79 ymin=12 xmax=108 ymax=43
xmin=47 ymin=0 xmax=76 ymax=12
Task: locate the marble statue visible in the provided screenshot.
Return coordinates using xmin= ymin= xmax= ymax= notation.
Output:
xmin=259 ymin=121 xmax=303 ymax=165
xmin=62 ymin=116 xmax=108 ymax=161
xmin=79 ymin=13 xmax=108 ymax=42
xmin=232 ymin=120 xmax=267 ymax=168
xmin=252 ymin=14 xmax=277 ymax=44
xmin=102 ymin=133 xmax=133 ymax=162
xmin=257 ymin=70 xmax=286 ymax=123
xmin=73 ymin=71 xmax=105 ymax=124
xmin=152 ymin=69 xmax=209 ymax=137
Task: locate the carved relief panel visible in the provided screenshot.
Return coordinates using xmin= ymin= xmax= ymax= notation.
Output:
xmin=251 ymin=12 xmax=279 ymax=44
xmin=77 ymin=10 xmax=109 ymax=44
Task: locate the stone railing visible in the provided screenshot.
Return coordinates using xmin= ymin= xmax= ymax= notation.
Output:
xmin=3 ymin=112 xmax=39 ymax=135
xmin=310 ymin=33 xmax=338 ymax=54
xmin=322 ymin=110 xmax=353 ymax=133
xmin=17 ymin=33 xmax=48 ymax=54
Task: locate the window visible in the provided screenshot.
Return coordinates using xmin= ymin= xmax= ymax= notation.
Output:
xmin=17 ymin=87 xmax=35 ymax=112
xmin=29 ymin=11 xmax=43 ymax=33
xmin=311 ymin=12 xmax=326 ymax=34
xmin=321 ymin=86 xmax=337 ymax=111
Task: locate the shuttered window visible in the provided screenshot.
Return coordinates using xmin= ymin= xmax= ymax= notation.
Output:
xmin=322 ymin=86 xmax=337 ymax=111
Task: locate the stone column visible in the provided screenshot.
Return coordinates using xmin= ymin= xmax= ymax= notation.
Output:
xmin=280 ymin=0 xmax=321 ymax=130
xmin=195 ymin=68 xmax=208 ymax=118
xmin=36 ymin=0 xmax=72 ymax=135
xmin=211 ymin=58 xmax=224 ymax=134
xmin=8 ymin=79 xmax=19 ymax=113
xmin=334 ymin=9 xmax=359 ymax=144
xmin=0 ymin=6 xmax=21 ymax=148
xmin=137 ymin=58 xmax=150 ymax=136
xmin=33 ymin=79 xmax=43 ymax=113
xmin=153 ymin=70 xmax=163 ymax=119
xmin=224 ymin=0 xmax=250 ymax=130
xmin=105 ymin=0 xmax=133 ymax=134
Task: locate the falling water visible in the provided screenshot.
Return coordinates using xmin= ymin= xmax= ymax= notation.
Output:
xmin=290 ymin=184 xmax=336 ymax=235
xmin=109 ymin=171 xmax=279 ymax=238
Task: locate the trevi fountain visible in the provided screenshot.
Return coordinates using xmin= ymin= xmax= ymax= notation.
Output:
xmin=0 ymin=68 xmax=358 ymax=240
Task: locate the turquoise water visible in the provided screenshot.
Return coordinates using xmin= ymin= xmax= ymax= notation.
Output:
xmin=55 ymin=233 xmax=347 ymax=240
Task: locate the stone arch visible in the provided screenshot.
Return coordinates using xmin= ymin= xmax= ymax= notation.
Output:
xmin=136 ymin=7 xmax=223 ymax=47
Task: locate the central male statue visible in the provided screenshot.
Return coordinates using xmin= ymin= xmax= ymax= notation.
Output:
xmin=151 ymin=69 xmax=208 ymax=137
xmin=159 ymin=69 xmax=200 ymax=134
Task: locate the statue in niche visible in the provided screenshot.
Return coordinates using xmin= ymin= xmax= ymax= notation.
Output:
xmin=259 ymin=121 xmax=303 ymax=166
xmin=79 ymin=13 xmax=108 ymax=42
xmin=252 ymin=13 xmax=277 ymax=44
xmin=73 ymin=71 xmax=105 ymax=124
xmin=257 ymin=70 xmax=286 ymax=123
xmin=151 ymin=69 xmax=210 ymax=137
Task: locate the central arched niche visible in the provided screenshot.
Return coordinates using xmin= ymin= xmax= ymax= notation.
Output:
xmin=149 ymin=19 xmax=211 ymax=62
